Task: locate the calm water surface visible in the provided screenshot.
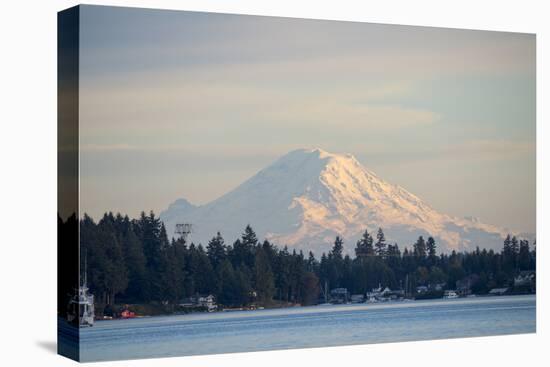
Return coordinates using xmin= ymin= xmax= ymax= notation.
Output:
xmin=77 ymin=295 xmax=535 ymax=362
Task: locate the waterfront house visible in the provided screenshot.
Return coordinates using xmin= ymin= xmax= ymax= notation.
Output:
xmin=180 ymin=294 xmax=218 ymax=312
xmin=514 ymin=271 xmax=535 ymax=287
xmin=366 ymin=286 xmax=401 ymax=302
xmin=366 ymin=286 xmax=382 ymax=301
xmin=416 ymin=285 xmax=429 ymax=294
xmin=330 ymin=288 xmax=350 ymax=304
xmin=198 ymin=295 xmax=218 ymax=312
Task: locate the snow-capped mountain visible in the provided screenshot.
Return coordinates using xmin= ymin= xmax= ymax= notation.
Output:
xmin=160 ymin=148 xmax=517 ymax=255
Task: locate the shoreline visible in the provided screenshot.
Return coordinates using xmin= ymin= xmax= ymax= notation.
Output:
xmin=92 ymin=293 xmax=536 ymax=323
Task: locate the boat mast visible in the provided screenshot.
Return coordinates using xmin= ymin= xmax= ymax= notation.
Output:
xmin=83 ymin=248 xmax=88 ymax=288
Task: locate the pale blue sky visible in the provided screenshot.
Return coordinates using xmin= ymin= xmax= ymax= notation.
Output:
xmin=79 ymin=5 xmax=535 ymax=234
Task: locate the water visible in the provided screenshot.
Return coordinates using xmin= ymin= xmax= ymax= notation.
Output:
xmin=78 ymin=295 xmax=535 ymax=362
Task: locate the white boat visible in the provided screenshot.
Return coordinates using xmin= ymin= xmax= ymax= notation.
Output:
xmin=67 ymin=258 xmax=95 ymax=327
xmin=67 ymin=283 xmax=95 ymax=327
xmin=443 ymin=290 xmax=459 ymax=299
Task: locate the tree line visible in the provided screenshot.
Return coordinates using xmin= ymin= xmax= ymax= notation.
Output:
xmin=76 ymin=211 xmax=536 ymax=310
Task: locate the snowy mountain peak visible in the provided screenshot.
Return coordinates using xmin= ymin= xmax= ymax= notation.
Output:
xmin=160 ymin=148 xmax=518 ymax=255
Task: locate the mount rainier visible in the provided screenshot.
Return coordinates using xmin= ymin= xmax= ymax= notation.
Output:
xmin=160 ymin=148 xmax=518 ymax=255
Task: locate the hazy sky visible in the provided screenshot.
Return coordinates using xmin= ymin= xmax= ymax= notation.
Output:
xmin=79 ymin=5 xmax=535 ymax=234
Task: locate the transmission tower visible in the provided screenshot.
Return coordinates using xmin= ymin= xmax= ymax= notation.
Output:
xmin=175 ymin=223 xmax=193 ymax=242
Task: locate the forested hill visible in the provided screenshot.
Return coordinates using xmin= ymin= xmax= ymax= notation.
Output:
xmin=76 ymin=211 xmax=536 ymax=310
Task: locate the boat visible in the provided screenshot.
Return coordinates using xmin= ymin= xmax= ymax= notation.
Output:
xmin=120 ymin=309 xmax=136 ymax=319
xmin=67 ymin=254 xmax=95 ymax=327
xmin=443 ymin=290 xmax=459 ymax=299
xmin=67 ymin=278 xmax=95 ymax=327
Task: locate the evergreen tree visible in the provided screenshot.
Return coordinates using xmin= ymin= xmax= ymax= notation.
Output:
xmin=413 ymin=236 xmax=427 ymax=260
xmin=230 ymin=225 xmax=258 ymax=269
xmin=531 ymin=240 xmax=537 ymax=270
xmin=387 ymin=243 xmax=401 ymax=257
xmin=385 ymin=243 xmax=402 ymax=279
xmin=332 ymin=236 xmax=344 ymax=260
xmin=162 ymin=240 xmax=185 ymax=303
xmin=120 ymin=219 xmax=147 ymax=301
xmin=355 ymin=229 xmax=374 ymax=258
xmin=518 ymin=240 xmax=531 ymax=270
xmin=319 ymin=253 xmax=329 ymax=291
xmin=426 ymin=236 xmax=437 ymax=266
xmin=207 ymin=232 xmax=227 ymax=269
xmin=138 ymin=211 xmax=163 ymax=267
xmin=194 ymin=247 xmax=216 ymax=294
xmin=184 ymin=243 xmax=215 ymax=296
xmin=241 ymin=224 xmax=259 ymax=246
xmin=329 ymin=237 xmax=345 ymax=288
xmin=503 ymin=234 xmax=512 ymax=254
xmin=254 ymin=247 xmax=275 ymax=304
xmin=502 ymin=234 xmax=516 ymax=275
xmin=307 ymin=251 xmax=318 ymax=272
xmin=261 ymin=240 xmax=277 ymax=271
xmin=234 ymin=267 xmax=253 ymax=305
xmin=96 ymin=214 xmax=128 ymax=305
xmin=217 ymin=259 xmax=238 ymax=306
xmin=341 ymin=255 xmax=354 ymax=290
xmin=375 ymin=228 xmax=387 ymax=257
xmin=275 ymin=246 xmax=292 ymax=301
xmin=510 ymin=236 xmax=519 ymax=254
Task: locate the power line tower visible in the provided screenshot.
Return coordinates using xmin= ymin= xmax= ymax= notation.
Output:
xmin=175 ymin=223 xmax=192 ymax=242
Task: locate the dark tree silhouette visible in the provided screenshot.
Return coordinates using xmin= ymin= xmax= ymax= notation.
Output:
xmin=78 ymin=212 xmax=535 ymax=314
